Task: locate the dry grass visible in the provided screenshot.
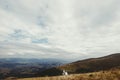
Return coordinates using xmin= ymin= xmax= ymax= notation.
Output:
xmin=7 ymin=68 xmax=120 ymax=80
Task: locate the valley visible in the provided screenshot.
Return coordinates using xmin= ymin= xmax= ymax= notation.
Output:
xmin=1 ymin=53 xmax=120 ymax=80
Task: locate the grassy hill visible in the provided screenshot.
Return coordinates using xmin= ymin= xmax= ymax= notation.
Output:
xmin=40 ymin=53 xmax=120 ymax=76
xmin=12 ymin=67 xmax=120 ymax=80
xmin=3 ymin=53 xmax=120 ymax=79
xmin=59 ymin=53 xmax=120 ymax=73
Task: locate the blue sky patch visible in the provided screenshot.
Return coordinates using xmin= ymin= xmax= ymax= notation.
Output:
xmin=32 ymin=38 xmax=48 ymax=44
xmin=9 ymin=29 xmax=26 ymax=40
xmin=37 ymin=16 xmax=46 ymax=27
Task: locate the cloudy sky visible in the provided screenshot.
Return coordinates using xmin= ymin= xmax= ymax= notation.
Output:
xmin=0 ymin=0 xmax=120 ymax=60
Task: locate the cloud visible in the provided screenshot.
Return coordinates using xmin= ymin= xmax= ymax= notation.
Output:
xmin=0 ymin=0 xmax=120 ymax=60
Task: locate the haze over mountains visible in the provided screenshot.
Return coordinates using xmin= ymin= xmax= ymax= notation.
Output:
xmin=0 ymin=58 xmax=67 ymax=79
xmin=0 ymin=53 xmax=120 ymax=79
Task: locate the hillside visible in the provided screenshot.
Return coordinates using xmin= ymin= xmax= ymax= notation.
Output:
xmin=41 ymin=53 xmax=120 ymax=76
xmin=1 ymin=53 xmax=120 ymax=79
xmin=15 ymin=67 xmax=120 ymax=80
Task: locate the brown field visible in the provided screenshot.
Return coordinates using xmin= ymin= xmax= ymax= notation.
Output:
xmin=13 ymin=68 xmax=120 ymax=80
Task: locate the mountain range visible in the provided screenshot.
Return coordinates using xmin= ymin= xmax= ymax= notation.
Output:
xmin=0 ymin=58 xmax=67 ymax=79
xmin=0 ymin=53 xmax=120 ymax=79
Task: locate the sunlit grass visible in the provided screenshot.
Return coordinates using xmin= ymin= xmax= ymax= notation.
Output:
xmin=15 ymin=68 xmax=120 ymax=80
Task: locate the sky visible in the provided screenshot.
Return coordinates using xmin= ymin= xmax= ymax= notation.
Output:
xmin=0 ymin=0 xmax=120 ymax=60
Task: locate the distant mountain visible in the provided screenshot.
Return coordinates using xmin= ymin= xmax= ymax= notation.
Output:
xmin=41 ymin=53 xmax=120 ymax=76
xmin=0 ymin=58 xmax=67 ymax=79
xmin=1 ymin=53 xmax=120 ymax=79
xmin=0 ymin=58 xmax=68 ymax=63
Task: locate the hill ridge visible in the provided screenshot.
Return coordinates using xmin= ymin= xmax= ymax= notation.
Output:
xmin=41 ymin=53 xmax=120 ymax=76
